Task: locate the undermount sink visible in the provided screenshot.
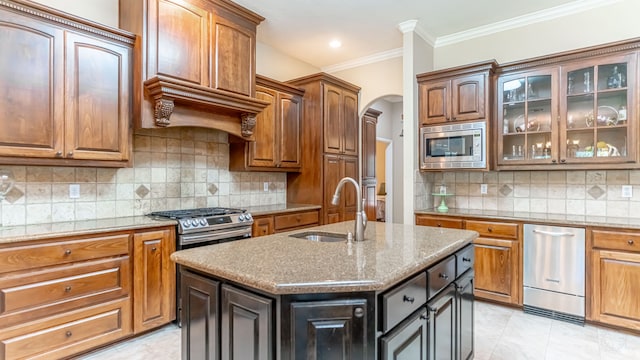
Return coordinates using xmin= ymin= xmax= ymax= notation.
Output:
xmin=289 ymin=231 xmax=348 ymax=243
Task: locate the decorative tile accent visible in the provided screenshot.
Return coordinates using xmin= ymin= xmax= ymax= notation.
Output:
xmin=499 ymin=184 xmax=513 ymax=197
xmin=4 ymin=187 xmax=24 ymax=204
xmin=208 ymin=183 xmax=218 ymax=195
xmin=136 ymin=185 xmax=150 ymax=199
xmin=587 ymin=185 xmax=606 ymax=200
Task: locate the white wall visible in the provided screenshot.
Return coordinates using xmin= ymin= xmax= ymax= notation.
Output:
xmin=30 ymin=0 xmax=118 ymax=27
xmin=391 ymin=102 xmax=404 ymax=223
xmin=434 ymin=0 xmax=640 ymax=69
xmin=256 ymin=42 xmax=320 ymax=81
xmin=331 ymin=57 xmax=403 ymax=114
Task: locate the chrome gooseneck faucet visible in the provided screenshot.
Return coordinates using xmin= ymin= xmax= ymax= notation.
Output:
xmin=331 ymin=177 xmax=367 ymax=241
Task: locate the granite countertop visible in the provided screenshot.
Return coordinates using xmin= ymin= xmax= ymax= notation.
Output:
xmin=0 ymin=216 xmax=176 ymax=244
xmin=171 ymin=221 xmax=477 ymax=295
xmin=245 ymin=203 xmax=321 ymax=216
xmin=415 ymin=208 xmax=640 ymax=229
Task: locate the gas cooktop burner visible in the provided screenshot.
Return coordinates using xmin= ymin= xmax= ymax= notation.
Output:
xmin=148 ymin=207 xmax=245 ymax=219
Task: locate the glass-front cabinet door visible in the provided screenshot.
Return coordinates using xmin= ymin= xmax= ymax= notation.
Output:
xmin=497 ymin=69 xmax=558 ymax=166
xmin=560 ymin=53 xmax=637 ymax=165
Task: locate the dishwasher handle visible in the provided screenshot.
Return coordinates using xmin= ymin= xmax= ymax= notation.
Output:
xmin=532 ymin=229 xmax=576 ymax=237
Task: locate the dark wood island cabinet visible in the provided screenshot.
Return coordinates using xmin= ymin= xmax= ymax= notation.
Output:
xmin=172 ymin=221 xmax=477 ymax=360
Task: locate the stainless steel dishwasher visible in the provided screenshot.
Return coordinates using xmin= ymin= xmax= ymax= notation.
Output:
xmin=523 ymin=224 xmax=585 ymax=324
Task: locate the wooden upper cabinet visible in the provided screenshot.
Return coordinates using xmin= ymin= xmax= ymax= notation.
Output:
xmin=417 ymin=61 xmax=495 ymax=126
xmin=0 ymin=1 xmax=134 ymax=166
xmin=229 ymin=75 xmax=304 ymax=171
xmin=119 ymin=0 xmax=268 ymax=136
xmin=362 ymin=109 xmax=380 ymax=181
xmin=323 ymin=84 xmax=359 ymax=155
xmin=64 ymin=32 xmax=131 ymax=162
xmin=150 ymin=0 xmax=209 ymax=86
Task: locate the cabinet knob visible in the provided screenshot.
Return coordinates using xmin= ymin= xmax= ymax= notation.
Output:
xmin=628 ymin=239 xmax=635 ymax=245
xmin=552 ymin=159 xmax=557 ymax=163
xmin=436 ymin=223 xmax=442 ymax=227
xmin=66 ymin=331 xmax=72 ymax=337
xmin=560 ymin=159 xmax=566 ymax=163
xmin=353 ymin=307 xmax=364 ymax=318
xmin=64 ymin=249 xmax=72 ymax=256
xmin=420 ymin=314 xmax=428 ymax=320
xmin=487 ymin=227 xmax=493 ymax=233
xmin=462 ymin=257 xmax=471 ymax=262
xmin=439 ymin=273 xmax=449 ymax=280
xmin=403 ymin=295 xmax=415 ymax=304
xmin=67 ymin=151 xmax=74 ymax=157
xmin=64 ymin=286 xmax=72 ymax=293
xmin=151 ymin=247 xmax=157 ymax=252
xmin=55 ymin=151 xmax=63 ymax=157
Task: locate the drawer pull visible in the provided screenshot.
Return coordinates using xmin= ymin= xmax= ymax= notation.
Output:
xmin=462 ymin=257 xmax=471 ymax=262
xmin=487 ymin=227 xmax=493 ymax=233
xmin=403 ymin=295 xmax=415 ymax=304
xmin=66 ymin=331 xmax=72 ymax=337
xmin=151 ymin=247 xmax=157 ymax=252
xmin=64 ymin=286 xmax=72 ymax=293
xmin=354 ymin=307 xmax=364 ymax=318
xmin=629 ymin=239 xmax=635 ymax=245
xmin=64 ymin=249 xmax=72 ymax=256
xmin=439 ymin=273 xmax=449 ymax=280
xmin=436 ymin=223 xmax=442 ymax=227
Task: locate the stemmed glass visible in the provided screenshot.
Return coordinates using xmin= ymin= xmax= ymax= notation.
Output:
xmin=0 ymin=169 xmax=15 ymax=202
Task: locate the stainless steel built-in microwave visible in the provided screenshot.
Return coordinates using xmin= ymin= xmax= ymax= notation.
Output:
xmin=420 ymin=121 xmax=486 ymax=170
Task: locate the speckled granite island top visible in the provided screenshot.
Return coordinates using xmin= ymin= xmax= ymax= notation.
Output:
xmin=171 ymin=221 xmax=477 ymax=295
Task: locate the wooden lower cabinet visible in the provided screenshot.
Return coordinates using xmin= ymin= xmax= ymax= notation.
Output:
xmin=221 ymin=285 xmax=273 ymax=360
xmin=591 ymin=229 xmax=640 ymax=331
xmin=380 ymin=309 xmax=428 ymax=360
xmin=290 ymin=299 xmax=369 ymax=360
xmin=251 ymin=209 xmax=320 ymax=238
xmin=133 ymin=228 xmax=176 ymax=333
xmin=180 ymin=269 xmax=219 ymax=360
xmin=473 ymin=237 xmax=519 ymax=304
xmin=415 ymin=214 xmax=463 ymax=229
xmin=427 ymin=284 xmax=456 ymax=360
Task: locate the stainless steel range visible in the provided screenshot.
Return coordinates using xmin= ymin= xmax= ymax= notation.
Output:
xmin=148 ymin=207 xmax=253 ymax=326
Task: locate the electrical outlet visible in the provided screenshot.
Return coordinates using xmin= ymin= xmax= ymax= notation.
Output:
xmin=622 ymin=185 xmax=633 ymax=198
xmin=69 ymin=184 xmax=80 ymax=199
xmin=480 ymin=184 xmax=488 ymax=195
xmin=263 ymin=182 xmax=269 ymax=192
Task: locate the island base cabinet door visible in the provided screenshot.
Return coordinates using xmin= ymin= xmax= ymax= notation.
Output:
xmin=591 ymin=249 xmax=640 ymax=330
xmin=290 ymin=299 xmax=368 ymax=360
xmin=473 ymin=238 xmax=519 ymax=305
xmin=380 ymin=309 xmax=428 ymax=360
xmin=427 ymin=284 xmax=456 ymax=360
xmin=181 ymin=270 xmax=219 ymax=360
xmin=221 ymin=285 xmax=273 ymax=360
xmin=456 ymin=271 xmax=474 ymax=360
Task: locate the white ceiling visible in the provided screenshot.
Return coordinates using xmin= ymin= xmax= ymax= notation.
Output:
xmin=232 ymin=0 xmax=608 ymax=70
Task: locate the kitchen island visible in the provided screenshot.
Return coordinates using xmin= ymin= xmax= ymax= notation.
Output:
xmin=171 ymin=221 xmax=477 ymax=360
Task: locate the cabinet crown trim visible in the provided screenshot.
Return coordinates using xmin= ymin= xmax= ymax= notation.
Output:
xmin=1 ymin=0 xmax=135 ymax=44
xmin=287 ymin=72 xmax=361 ymax=93
xmin=416 ymin=60 xmax=497 ymax=81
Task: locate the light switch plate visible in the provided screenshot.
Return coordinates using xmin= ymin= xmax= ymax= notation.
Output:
xmin=480 ymin=184 xmax=488 ymax=195
xmin=622 ymin=185 xmax=633 ymax=198
xmin=69 ymin=184 xmax=80 ymax=198
xmin=263 ymin=182 xmax=269 ymax=192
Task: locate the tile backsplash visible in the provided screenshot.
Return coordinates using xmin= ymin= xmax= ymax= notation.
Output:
xmin=420 ymin=170 xmax=640 ymax=219
xmin=0 ymin=128 xmax=286 ymax=226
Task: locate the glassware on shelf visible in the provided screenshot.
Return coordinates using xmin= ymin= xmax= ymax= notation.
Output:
xmin=583 ymin=72 xmax=591 ymax=93
xmin=607 ymin=66 xmax=623 ymax=89
xmin=618 ymin=105 xmax=627 ymax=122
xmin=0 ymin=169 xmax=14 ymax=201
xmin=568 ymin=75 xmax=575 ymax=94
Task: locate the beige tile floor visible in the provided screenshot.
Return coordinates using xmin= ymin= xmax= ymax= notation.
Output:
xmin=78 ymin=301 xmax=640 ymax=360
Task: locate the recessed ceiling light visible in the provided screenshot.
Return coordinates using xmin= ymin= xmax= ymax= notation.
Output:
xmin=329 ymin=39 xmax=342 ymax=48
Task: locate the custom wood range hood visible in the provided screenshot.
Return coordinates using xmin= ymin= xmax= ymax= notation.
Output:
xmin=120 ymin=0 xmax=269 ymax=140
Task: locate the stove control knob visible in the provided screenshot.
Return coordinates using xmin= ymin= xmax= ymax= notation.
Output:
xmin=238 ymin=214 xmax=245 ymax=221
xmin=191 ymin=219 xmax=199 ymax=227
xmin=199 ymin=218 xmax=207 ymax=226
xmin=182 ymin=220 xmax=191 ymax=228
xmin=245 ymin=213 xmax=252 ymax=220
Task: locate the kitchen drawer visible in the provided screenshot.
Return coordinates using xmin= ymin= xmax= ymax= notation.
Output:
xmin=0 ymin=233 xmax=130 ymax=274
xmin=0 ymin=257 xmax=131 ymax=327
xmin=456 ymin=244 xmax=474 ymax=276
xmin=427 ymin=256 xmax=455 ymax=299
xmin=274 ymin=211 xmax=319 ymax=231
xmin=0 ymin=297 xmax=132 ymax=360
xmin=592 ymin=229 xmax=640 ymax=253
xmin=381 ymin=272 xmax=427 ymax=333
xmin=415 ymin=215 xmax=463 ymax=229
xmin=465 ymin=220 xmax=518 ymax=239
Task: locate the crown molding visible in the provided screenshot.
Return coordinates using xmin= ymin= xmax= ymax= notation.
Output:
xmin=321 ymin=47 xmax=403 ymax=73
xmin=397 ymin=19 xmax=418 ymax=33
xmin=435 ymin=0 xmax=623 ymax=47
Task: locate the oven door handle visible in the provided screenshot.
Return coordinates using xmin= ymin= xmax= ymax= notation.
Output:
xmin=180 ymin=227 xmax=251 ymax=245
